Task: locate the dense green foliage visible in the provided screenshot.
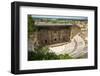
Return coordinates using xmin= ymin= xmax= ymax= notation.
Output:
xmin=28 ymin=46 xmax=73 ymax=61
xmin=28 ymin=15 xmax=38 ymax=36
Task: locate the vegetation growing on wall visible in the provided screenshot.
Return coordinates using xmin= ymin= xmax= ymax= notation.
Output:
xmin=28 ymin=15 xmax=38 ymax=37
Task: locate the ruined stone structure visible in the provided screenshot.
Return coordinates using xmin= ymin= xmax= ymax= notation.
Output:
xmin=37 ymin=25 xmax=71 ymax=46
xmin=28 ymin=16 xmax=87 ymax=53
xmin=33 ymin=24 xmax=81 ymax=47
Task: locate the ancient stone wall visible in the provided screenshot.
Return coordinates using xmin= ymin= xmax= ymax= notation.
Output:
xmin=37 ymin=26 xmax=71 ymax=46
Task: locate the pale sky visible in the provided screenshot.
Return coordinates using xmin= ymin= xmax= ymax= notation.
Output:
xmin=31 ymin=15 xmax=88 ymax=20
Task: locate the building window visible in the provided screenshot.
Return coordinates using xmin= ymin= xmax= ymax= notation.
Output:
xmin=44 ymin=40 xmax=47 ymax=44
xmin=54 ymin=38 xmax=57 ymax=41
